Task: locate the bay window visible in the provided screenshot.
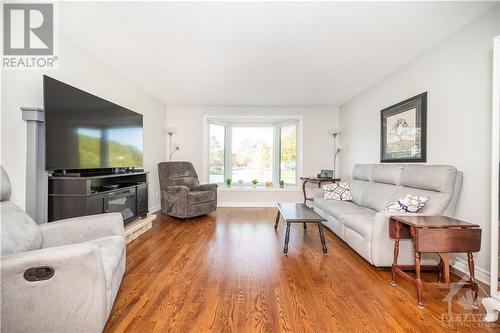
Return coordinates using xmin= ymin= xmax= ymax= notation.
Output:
xmin=208 ymin=118 xmax=299 ymax=186
xmin=208 ymin=123 xmax=225 ymax=184
xmin=280 ymin=124 xmax=297 ymax=184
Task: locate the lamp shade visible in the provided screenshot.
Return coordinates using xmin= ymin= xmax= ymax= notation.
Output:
xmin=328 ymin=128 xmax=340 ymax=136
xmin=165 ymin=126 xmax=177 ymax=135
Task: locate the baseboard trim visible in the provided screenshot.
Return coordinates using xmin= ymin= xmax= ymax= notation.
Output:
xmin=218 ymin=202 xmax=282 ymax=208
xmin=149 ymin=204 xmax=161 ymax=213
xmin=452 ymin=257 xmax=490 ymax=285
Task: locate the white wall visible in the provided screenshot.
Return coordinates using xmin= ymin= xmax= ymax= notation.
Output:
xmin=339 ymin=9 xmax=500 ymax=279
xmin=1 ymin=35 xmax=167 ymax=213
xmin=166 ymin=106 xmax=339 ymax=205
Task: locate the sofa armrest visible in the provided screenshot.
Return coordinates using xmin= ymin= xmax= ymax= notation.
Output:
xmin=1 ymin=243 xmax=107 ymax=332
xmin=194 ymin=183 xmax=218 ymax=192
xmin=371 ymin=211 xmax=429 ymax=267
xmin=161 ymin=185 xmax=190 ymax=214
xmin=39 ymin=213 xmax=124 ymax=248
xmin=372 ymin=211 xmax=424 ymax=245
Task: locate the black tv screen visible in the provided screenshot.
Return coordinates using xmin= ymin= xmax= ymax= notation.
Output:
xmin=44 ymin=75 xmax=143 ymax=171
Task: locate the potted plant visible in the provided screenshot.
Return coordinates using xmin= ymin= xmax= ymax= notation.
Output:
xmin=238 ymin=179 xmax=244 ymax=187
xmin=265 ymin=181 xmax=273 ymax=188
xmin=279 ymin=180 xmax=285 ymax=188
xmin=251 ymin=179 xmax=258 ymax=188
xmin=225 ymin=178 xmax=232 ymax=187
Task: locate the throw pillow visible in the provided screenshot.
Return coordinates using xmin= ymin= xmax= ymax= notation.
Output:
xmin=323 ymin=182 xmax=352 ymax=201
xmin=385 ymin=194 xmax=429 ymax=213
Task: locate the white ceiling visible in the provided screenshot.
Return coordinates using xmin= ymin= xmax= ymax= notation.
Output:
xmin=58 ymin=1 xmax=497 ymax=107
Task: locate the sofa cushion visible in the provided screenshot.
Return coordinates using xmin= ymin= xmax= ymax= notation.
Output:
xmin=360 ymin=182 xmax=401 ymax=212
xmin=350 ymin=179 xmax=369 ymax=206
xmin=158 ymin=161 xmax=200 ymax=190
xmin=88 ymin=236 xmax=125 ymax=290
xmin=188 ymin=190 xmax=216 ymax=205
xmin=1 ymin=201 xmax=43 ymax=255
xmin=385 ymin=194 xmax=429 ymax=213
xmin=371 ymin=164 xmax=403 ymax=185
xmin=400 ymin=165 xmax=457 ymax=193
xmin=343 ymin=214 xmax=374 ymax=241
xmin=314 ymin=197 xmax=376 ymax=222
xmin=323 ymin=182 xmax=352 ymax=201
xmin=352 ymin=164 xmax=373 ymax=181
xmin=395 ymin=187 xmax=452 ymax=215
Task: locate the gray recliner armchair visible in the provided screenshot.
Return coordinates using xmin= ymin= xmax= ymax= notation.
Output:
xmin=158 ymin=161 xmax=218 ymax=218
xmin=0 ymin=166 xmax=125 ymax=333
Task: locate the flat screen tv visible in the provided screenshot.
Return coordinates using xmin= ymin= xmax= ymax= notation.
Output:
xmin=44 ymin=75 xmax=143 ymax=171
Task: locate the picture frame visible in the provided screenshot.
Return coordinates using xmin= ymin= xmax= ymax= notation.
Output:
xmin=319 ymin=169 xmax=333 ymax=179
xmin=380 ymin=92 xmax=427 ymax=163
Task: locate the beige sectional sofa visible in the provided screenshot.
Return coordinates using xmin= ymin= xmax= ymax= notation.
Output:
xmin=314 ymin=164 xmax=463 ymax=267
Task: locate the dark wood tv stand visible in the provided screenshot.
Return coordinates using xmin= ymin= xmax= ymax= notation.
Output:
xmin=48 ymin=171 xmax=149 ymax=223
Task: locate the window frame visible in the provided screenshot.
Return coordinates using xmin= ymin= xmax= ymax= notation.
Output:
xmin=277 ymin=120 xmax=299 ymax=185
xmin=207 ymin=122 xmax=226 ymax=184
xmin=205 ymin=117 xmax=300 ymax=187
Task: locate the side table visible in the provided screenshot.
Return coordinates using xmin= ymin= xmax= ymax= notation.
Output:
xmin=299 ymin=177 xmax=340 ymax=204
xmin=389 ymin=215 xmax=481 ymax=308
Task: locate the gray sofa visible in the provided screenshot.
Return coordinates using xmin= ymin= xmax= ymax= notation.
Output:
xmin=314 ymin=164 xmax=462 ymax=267
xmin=0 ymin=166 xmax=125 ymax=333
xmin=158 ymin=161 xmax=218 ymax=218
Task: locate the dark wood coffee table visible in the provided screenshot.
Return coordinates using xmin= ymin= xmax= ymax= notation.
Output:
xmin=274 ymin=203 xmax=327 ymax=254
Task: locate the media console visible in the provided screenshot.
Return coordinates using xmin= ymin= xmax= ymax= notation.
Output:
xmin=48 ymin=171 xmax=149 ymax=223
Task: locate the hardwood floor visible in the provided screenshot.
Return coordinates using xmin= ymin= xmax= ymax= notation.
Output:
xmin=104 ymin=208 xmax=498 ymax=332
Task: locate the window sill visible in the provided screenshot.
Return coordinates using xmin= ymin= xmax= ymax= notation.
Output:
xmin=218 ymin=186 xmax=300 ymax=192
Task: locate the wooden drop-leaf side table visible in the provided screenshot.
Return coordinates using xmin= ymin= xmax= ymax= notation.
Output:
xmin=389 ymin=215 xmax=481 ymax=308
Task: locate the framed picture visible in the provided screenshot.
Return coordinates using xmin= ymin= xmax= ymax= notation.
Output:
xmin=319 ymin=169 xmax=333 ymax=179
xmin=380 ymin=92 xmax=427 ymax=163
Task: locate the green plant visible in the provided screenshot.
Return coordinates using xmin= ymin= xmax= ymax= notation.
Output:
xmin=251 ymin=179 xmax=258 ymax=185
xmin=225 ymin=178 xmax=232 ymax=186
xmin=279 ymin=180 xmax=285 ymax=187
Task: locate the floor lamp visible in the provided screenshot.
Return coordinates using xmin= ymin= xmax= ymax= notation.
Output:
xmin=334 ymin=146 xmax=342 ymax=179
xmin=166 ymin=127 xmax=179 ymax=161
xmin=329 ymin=129 xmax=341 ymax=178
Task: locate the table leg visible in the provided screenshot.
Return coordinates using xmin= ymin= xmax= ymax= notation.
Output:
xmin=284 ymin=221 xmax=291 ymax=254
xmin=391 ymin=222 xmax=400 ymax=286
xmin=437 ymin=257 xmax=443 ymax=283
xmin=415 ymin=251 xmax=424 ymax=308
xmin=318 ymin=222 xmax=327 ymax=255
xmin=467 ymin=252 xmax=479 ymax=308
xmin=302 ymin=180 xmax=308 ymax=204
xmin=439 ymin=253 xmax=450 ymax=284
xmin=303 ymin=223 xmax=307 ymax=230
xmin=274 ymin=210 xmax=280 ymax=230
